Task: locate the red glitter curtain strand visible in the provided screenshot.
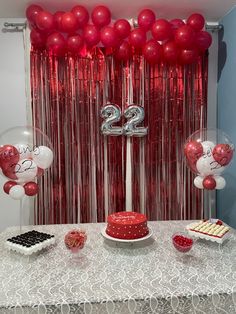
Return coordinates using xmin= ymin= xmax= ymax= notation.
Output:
xmin=30 ymin=48 xmax=208 ymax=224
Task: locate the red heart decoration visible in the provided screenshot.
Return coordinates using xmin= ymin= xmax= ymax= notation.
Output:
xmin=212 ymin=144 xmax=234 ymax=166
xmin=0 ymin=145 xmax=19 ymax=167
xmin=1 ymin=163 xmax=18 ymax=180
xmin=184 ymin=141 xmax=203 ymax=162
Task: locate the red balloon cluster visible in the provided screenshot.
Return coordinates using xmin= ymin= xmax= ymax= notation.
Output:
xmin=26 ymin=4 xmax=212 ymax=64
xmin=3 ymin=181 xmax=38 ymax=196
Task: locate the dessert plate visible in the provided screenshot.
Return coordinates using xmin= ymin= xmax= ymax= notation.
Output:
xmin=186 ymin=222 xmax=230 ymax=244
xmin=101 ymin=227 xmax=153 ymax=243
xmin=5 ymin=230 xmax=56 ymax=255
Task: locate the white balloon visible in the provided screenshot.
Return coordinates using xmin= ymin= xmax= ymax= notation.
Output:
xmin=15 ymin=158 xmax=38 ymax=183
xmin=215 ymin=176 xmax=226 ymax=190
xmin=32 ymin=146 xmax=53 ymax=169
xmin=196 ymin=155 xmax=225 ymax=176
xmin=201 ymin=141 xmax=215 ymax=156
xmin=194 ymin=176 xmax=204 ymax=189
xmin=15 ymin=143 xmax=32 ymax=160
xmin=9 ymin=185 xmax=25 ymax=200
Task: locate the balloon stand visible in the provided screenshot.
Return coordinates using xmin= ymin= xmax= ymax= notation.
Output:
xmin=203 ymin=190 xmax=215 ymax=220
xmin=19 ymin=199 xmax=23 ymax=234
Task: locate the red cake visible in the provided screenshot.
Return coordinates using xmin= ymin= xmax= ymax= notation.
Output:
xmin=106 ymin=211 xmax=149 ymax=239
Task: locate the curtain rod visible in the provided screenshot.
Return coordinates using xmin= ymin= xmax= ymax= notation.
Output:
xmin=1 ymin=21 xmax=222 ymax=33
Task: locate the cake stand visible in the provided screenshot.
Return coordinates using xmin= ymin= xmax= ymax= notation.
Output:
xmin=101 ymin=227 xmax=153 ymax=243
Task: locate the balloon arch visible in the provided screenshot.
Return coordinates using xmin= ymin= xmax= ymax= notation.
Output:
xmin=26 ymin=5 xmax=212 ymax=65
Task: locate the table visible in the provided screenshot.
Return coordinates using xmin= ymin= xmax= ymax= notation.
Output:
xmin=0 ymin=221 xmax=236 ymax=314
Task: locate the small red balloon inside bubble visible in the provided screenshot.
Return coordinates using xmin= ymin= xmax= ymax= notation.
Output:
xmin=26 ymin=4 xmax=212 ymax=64
xmin=0 ymin=127 xmax=53 ymax=200
xmin=184 ymin=129 xmax=234 ymax=190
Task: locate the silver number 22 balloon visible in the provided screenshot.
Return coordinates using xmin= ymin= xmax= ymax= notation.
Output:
xmin=123 ymin=105 xmax=148 ymax=137
xmin=100 ymin=104 xmax=123 ymax=136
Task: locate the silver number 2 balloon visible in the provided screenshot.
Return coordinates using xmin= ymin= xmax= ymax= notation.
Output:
xmin=101 ymin=104 xmax=123 ymax=136
xmin=123 ymin=105 xmax=148 ymax=137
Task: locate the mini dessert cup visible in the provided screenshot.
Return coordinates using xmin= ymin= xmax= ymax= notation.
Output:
xmin=172 ymin=232 xmax=194 ymax=253
xmin=64 ymin=229 xmax=87 ymax=256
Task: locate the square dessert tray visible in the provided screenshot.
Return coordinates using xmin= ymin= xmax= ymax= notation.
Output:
xmin=186 ymin=219 xmax=230 ymax=244
xmin=5 ymin=230 xmax=56 ymax=255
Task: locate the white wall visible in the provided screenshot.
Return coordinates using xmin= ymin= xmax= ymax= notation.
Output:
xmin=0 ymin=18 xmax=31 ymax=232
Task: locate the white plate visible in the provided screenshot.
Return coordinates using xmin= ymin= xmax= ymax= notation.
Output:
xmin=101 ymin=227 xmax=153 ymax=243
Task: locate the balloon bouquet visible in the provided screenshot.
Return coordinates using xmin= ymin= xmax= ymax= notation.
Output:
xmin=184 ymin=128 xmax=234 ymax=191
xmin=0 ymin=126 xmax=53 ymax=203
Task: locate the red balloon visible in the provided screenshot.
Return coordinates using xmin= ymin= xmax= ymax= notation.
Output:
xmin=187 ymin=13 xmax=205 ymax=31
xmin=152 ymin=19 xmax=173 ymax=41
xmin=24 ymin=182 xmax=39 ymax=196
xmin=91 ymin=6 xmax=111 ymax=28
xmin=1 ymin=163 xmax=17 ymax=180
xmin=143 ymin=40 xmax=162 ymax=64
xmin=83 ymin=25 xmax=100 ymax=47
xmin=115 ymin=41 xmax=131 ymax=61
xmin=163 ymin=41 xmax=179 ymax=63
xmin=129 ymin=28 xmax=146 ymax=48
xmin=114 ymin=19 xmax=131 ymax=39
xmin=195 ymin=31 xmax=212 ymax=51
xmin=53 ymin=11 xmax=65 ymax=32
xmin=101 ymin=27 xmax=119 ymax=48
xmin=179 ymin=48 xmax=199 ymax=64
xmin=71 ymin=5 xmax=89 ymax=28
xmin=184 ymin=141 xmax=203 ymax=163
xmin=203 ymin=176 xmax=216 ymax=190
xmin=36 ymin=11 xmax=54 ymax=33
xmin=26 ymin=5 xmax=43 ymax=26
xmin=3 ymin=181 xmax=17 ymax=194
xmin=37 ymin=167 xmax=44 ymax=177
xmin=213 ymin=144 xmax=234 ymax=166
xmin=170 ymin=19 xmax=185 ymax=31
xmin=67 ymin=34 xmax=84 ymax=53
xmin=175 ymin=25 xmax=196 ymax=49
xmin=0 ymin=145 xmax=19 ymax=165
xmin=61 ymin=12 xmax=78 ymax=33
xmin=46 ymin=32 xmax=66 ymax=56
xmin=138 ymin=9 xmax=156 ymax=30
xmin=30 ymin=29 xmax=46 ymax=48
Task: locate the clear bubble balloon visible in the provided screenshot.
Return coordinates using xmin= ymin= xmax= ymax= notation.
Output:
xmin=0 ymin=126 xmax=53 ymax=186
xmin=184 ymin=128 xmax=234 ymax=175
xmin=184 ymin=128 xmax=234 ymax=190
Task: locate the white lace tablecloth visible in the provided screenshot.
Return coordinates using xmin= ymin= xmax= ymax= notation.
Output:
xmin=0 ymin=221 xmax=236 ymax=314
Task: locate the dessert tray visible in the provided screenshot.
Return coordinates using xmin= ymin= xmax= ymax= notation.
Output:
xmin=101 ymin=227 xmax=153 ymax=243
xmin=5 ymin=230 xmax=56 ymax=255
xmin=186 ymin=219 xmax=230 ymax=244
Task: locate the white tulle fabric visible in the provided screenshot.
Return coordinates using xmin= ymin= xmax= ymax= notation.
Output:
xmin=0 ymin=221 xmax=236 ymax=313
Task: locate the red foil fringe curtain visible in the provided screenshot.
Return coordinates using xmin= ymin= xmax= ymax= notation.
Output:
xmin=30 ymin=48 xmax=208 ymax=224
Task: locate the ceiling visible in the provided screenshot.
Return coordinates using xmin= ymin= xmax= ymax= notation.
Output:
xmin=0 ymin=0 xmax=236 ymax=21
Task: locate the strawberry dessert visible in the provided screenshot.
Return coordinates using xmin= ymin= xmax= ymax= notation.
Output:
xmin=64 ymin=229 xmax=87 ymax=253
xmin=172 ymin=233 xmax=193 ymax=253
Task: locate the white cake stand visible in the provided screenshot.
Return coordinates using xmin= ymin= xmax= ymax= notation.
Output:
xmin=101 ymin=227 xmax=153 ymax=243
